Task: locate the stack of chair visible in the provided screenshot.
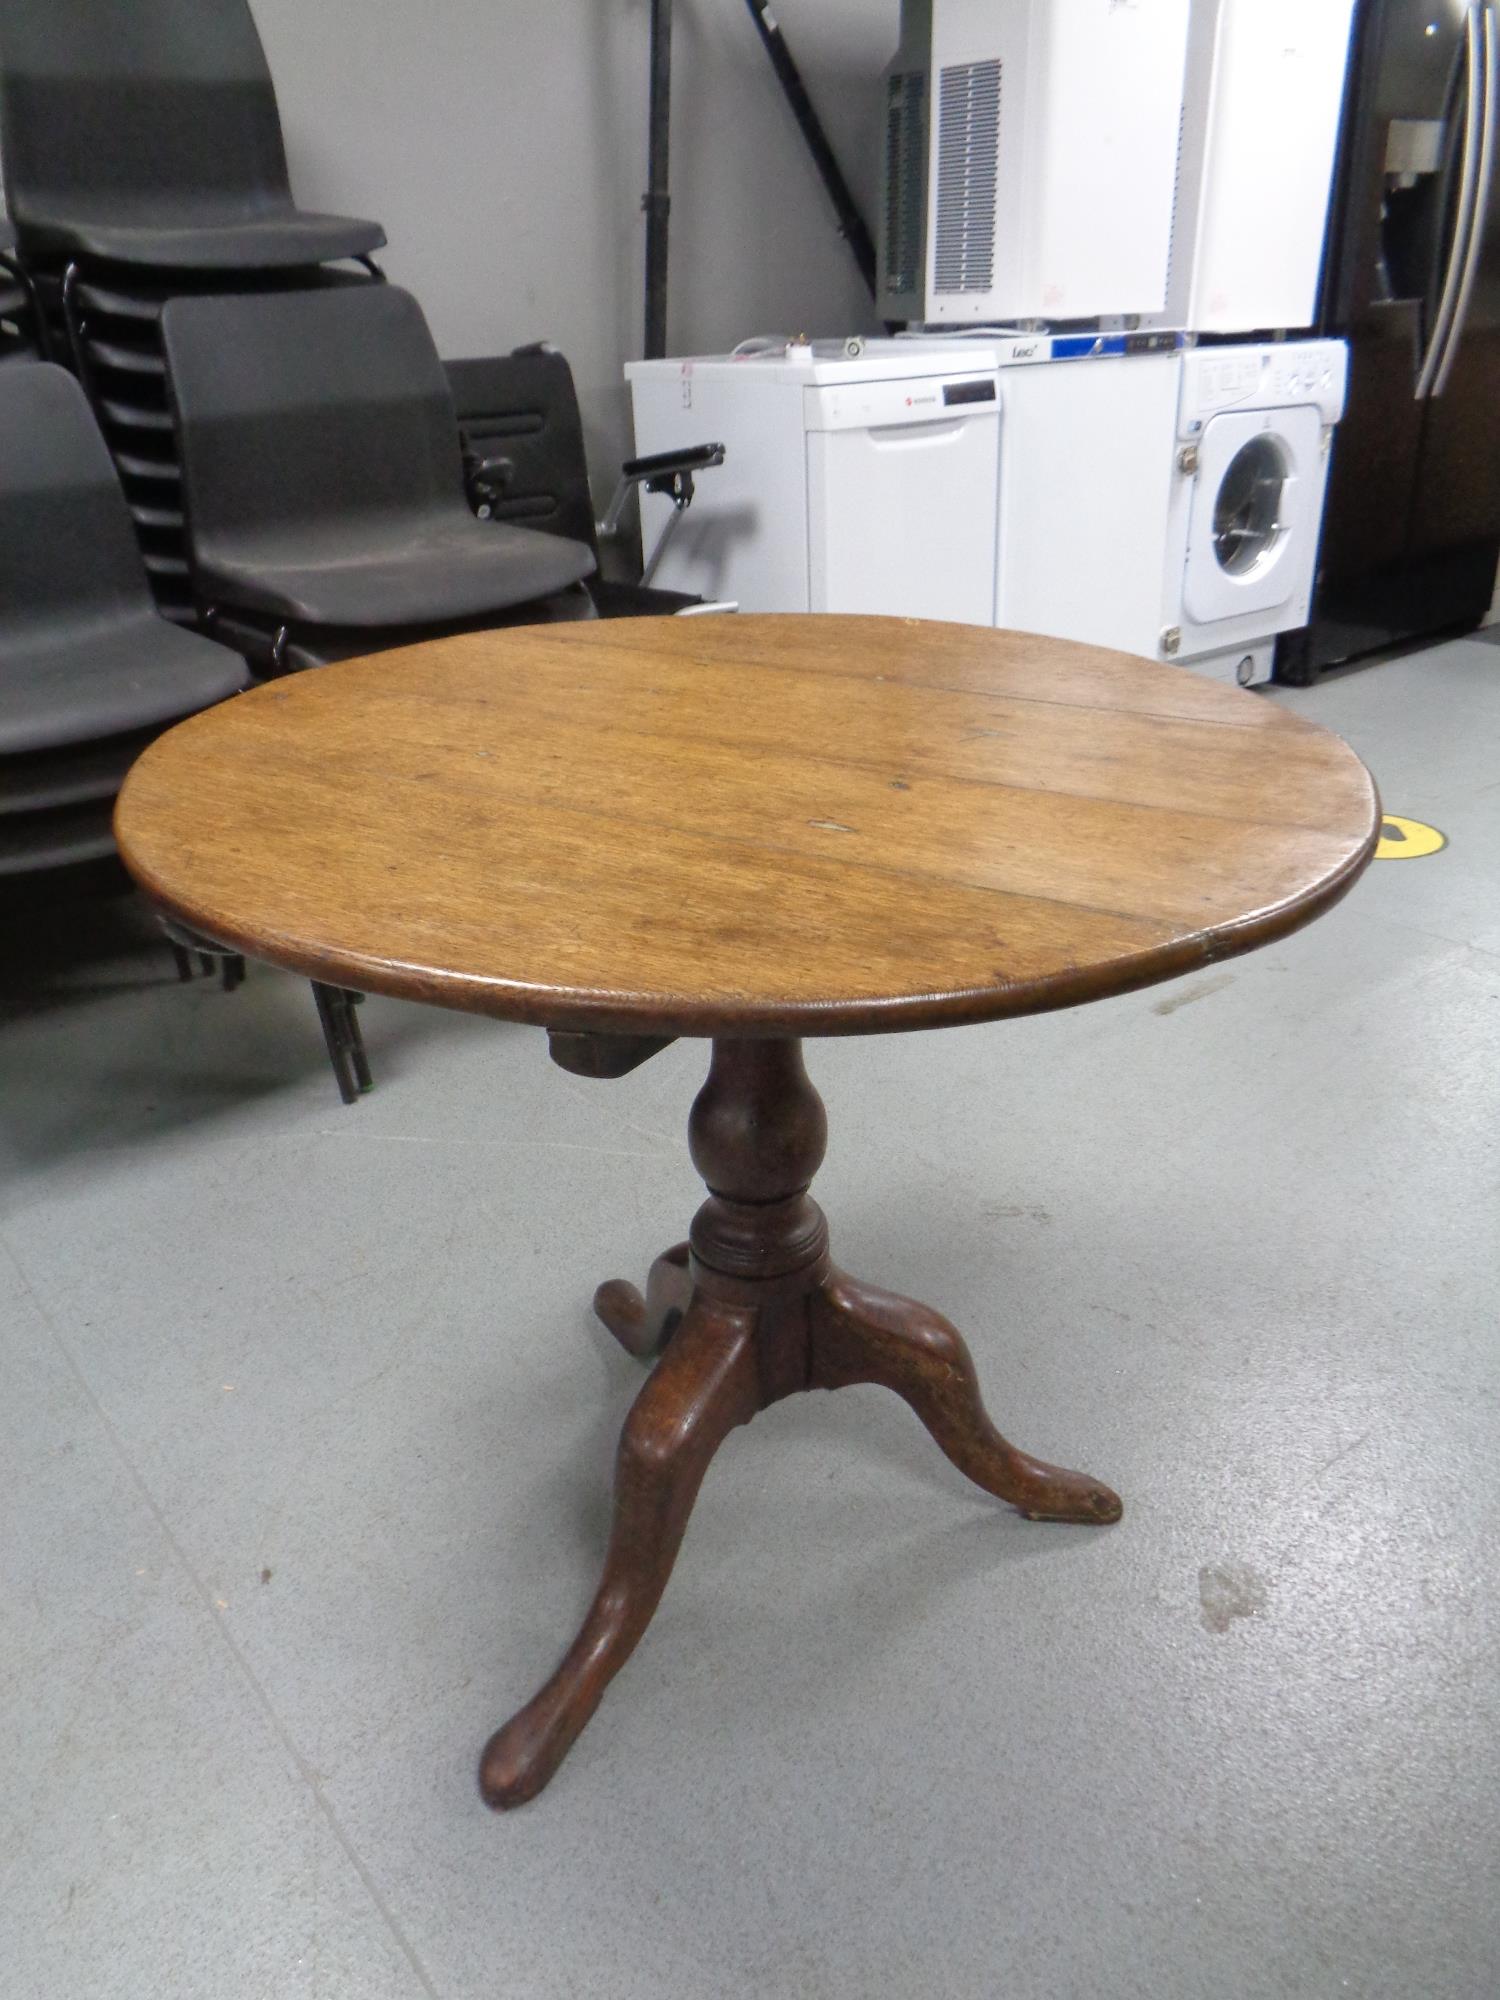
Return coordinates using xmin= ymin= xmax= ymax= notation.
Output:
xmin=0 ymin=0 xmax=605 ymax=656
xmin=0 ymin=0 xmax=598 ymax=831
xmin=0 ymin=0 xmax=730 ymax=1095
xmin=0 ymin=0 xmax=387 ymax=624
xmin=0 ymin=364 xmax=380 ymax=1101
xmin=0 ymin=363 xmax=248 ymax=884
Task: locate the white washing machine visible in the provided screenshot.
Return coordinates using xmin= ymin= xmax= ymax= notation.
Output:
xmin=995 ymin=338 xmax=1348 ymax=683
xmin=627 ymin=339 xmax=1043 ymax=624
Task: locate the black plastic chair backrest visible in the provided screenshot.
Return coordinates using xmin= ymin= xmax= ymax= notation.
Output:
xmin=0 ymin=363 xmax=158 ymax=646
xmin=161 ymin=285 xmax=471 ymax=545
xmin=445 ymin=349 xmax=600 ymax=559
xmin=0 ymin=0 xmax=293 ymax=222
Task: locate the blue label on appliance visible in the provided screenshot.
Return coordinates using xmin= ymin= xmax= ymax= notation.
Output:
xmin=1051 ymin=334 xmax=1129 ymax=361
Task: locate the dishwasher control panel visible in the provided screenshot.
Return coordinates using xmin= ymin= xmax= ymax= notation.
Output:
xmin=805 ymin=375 xmax=1002 ymax=433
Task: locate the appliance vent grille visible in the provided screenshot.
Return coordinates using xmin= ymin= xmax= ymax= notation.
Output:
xmin=933 ymin=59 xmax=1001 ymax=295
xmin=1163 ymin=103 xmax=1187 ymax=302
xmin=882 ymin=70 xmax=928 ymax=300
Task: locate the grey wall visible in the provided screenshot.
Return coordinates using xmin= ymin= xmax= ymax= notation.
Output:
xmin=253 ymin=0 xmax=898 ymax=487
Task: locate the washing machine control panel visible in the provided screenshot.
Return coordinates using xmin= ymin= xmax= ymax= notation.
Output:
xmin=1267 ymin=355 xmax=1338 ymax=402
xmin=1179 ymin=340 xmax=1349 ymax=435
xmin=1199 ymin=354 xmax=1264 ymax=412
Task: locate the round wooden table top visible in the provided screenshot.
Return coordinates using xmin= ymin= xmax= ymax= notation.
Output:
xmin=115 ymin=615 xmax=1380 ymax=1039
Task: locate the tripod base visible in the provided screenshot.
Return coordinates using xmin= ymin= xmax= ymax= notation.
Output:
xmin=480 ymin=1041 xmax=1120 ymax=1810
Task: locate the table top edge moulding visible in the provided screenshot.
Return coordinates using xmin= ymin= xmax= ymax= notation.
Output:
xmin=114 ymin=616 xmax=1381 ymax=1040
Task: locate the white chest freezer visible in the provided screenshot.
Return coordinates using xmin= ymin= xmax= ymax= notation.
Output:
xmin=626 ymin=343 xmax=1006 ymax=625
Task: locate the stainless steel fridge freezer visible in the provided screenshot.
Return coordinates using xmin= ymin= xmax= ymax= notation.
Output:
xmin=1280 ymin=0 xmax=1500 ymax=679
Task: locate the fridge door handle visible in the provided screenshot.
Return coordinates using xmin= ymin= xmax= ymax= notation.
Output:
xmin=1417 ymin=3 xmax=1486 ymax=399
xmin=1433 ymin=1 xmax=1500 ymax=396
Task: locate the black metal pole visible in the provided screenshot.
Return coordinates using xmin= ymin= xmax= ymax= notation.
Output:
xmin=644 ymin=0 xmax=674 ymax=360
xmin=741 ymin=0 xmax=877 ymax=300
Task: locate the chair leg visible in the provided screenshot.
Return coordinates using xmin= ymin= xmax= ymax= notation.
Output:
xmin=345 ymin=995 xmax=374 ymax=1093
xmin=312 ymin=984 xmax=373 ymax=1105
xmin=162 ymin=913 xmax=373 ymax=1104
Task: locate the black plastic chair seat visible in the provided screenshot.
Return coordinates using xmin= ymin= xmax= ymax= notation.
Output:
xmin=193 ymin=516 xmax=597 ymax=629
xmin=207 ymin=582 xmax=597 ymax=674
xmin=0 ymin=609 xmax=245 ymax=757
xmin=0 ymin=729 xmax=155 ymax=813
xmin=0 ymin=799 xmax=115 ymax=876
xmin=19 ymin=204 xmax=385 ymax=272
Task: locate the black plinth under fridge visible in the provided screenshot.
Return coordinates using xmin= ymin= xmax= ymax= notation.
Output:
xmin=1280 ymin=0 xmax=1500 ymax=681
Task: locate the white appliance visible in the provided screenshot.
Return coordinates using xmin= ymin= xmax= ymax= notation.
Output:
xmin=996 ymin=339 xmax=1349 ymax=684
xmin=1156 ymin=0 xmax=1357 ymax=334
xmin=626 ymin=341 xmax=1036 ymax=623
xmin=877 ymin=0 xmax=1193 ymax=325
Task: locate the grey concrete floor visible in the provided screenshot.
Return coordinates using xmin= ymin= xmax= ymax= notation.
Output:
xmin=2 ymin=638 xmax=1497 ymax=2000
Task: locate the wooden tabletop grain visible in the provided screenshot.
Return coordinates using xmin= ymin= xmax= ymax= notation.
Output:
xmin=114 ymin=615 xmax=1380 ymax=1038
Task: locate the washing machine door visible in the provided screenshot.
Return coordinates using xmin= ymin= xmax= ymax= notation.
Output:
xmin=1182 ymin=404 xmax=1323 ymax=627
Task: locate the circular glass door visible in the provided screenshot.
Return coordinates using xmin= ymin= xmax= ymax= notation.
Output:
xmin=1213 ymin=435 xmax=1287 ymax=576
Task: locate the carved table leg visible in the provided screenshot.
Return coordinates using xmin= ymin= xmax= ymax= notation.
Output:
xmin=809 ymin=1271 xmax=1122 ymax=1525
xmin=480 ymin=1295 xmax=761 ymax=1809
xmin=481 ymin=1037 xmax=1118 ymax=1809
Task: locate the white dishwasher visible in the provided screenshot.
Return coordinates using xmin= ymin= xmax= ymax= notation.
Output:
xmin=626 ymin=342 xmax=1006 ymax=625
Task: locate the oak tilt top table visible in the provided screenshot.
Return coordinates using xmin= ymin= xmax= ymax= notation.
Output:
xmin=115 ymin=614 xmax=1380 ymax=1808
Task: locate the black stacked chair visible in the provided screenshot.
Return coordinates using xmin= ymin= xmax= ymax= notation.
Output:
xmin=160 ymin=285 xmax=598 ymax=672
xmin=0 ymin=1 xmax=701 ymax=1095
xmin=60 ymin=275 xmax=196 ymax=622
xmin=447 ymin=344 xmax=733 ymax=619
xmin=59 ymin=264 xmax=378 ymax=626
xmin=0 ymin=362 xmax=371 ymax=1101
xmin=0 ymin=0 xmax=387 ymax=621
xmin=0 ymin=0 xmax=383 ymax=274
xmin=0 ymin=362 xmax=249 ymax=880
